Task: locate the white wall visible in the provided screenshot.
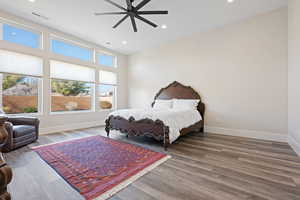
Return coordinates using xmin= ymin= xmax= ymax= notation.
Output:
xmin=0 ymin=9 xmax=128 ymax=134
xmin=288 ymin=0 xmax=300 ymax=155
xmin=128 ymin=8 xmax=288 ymax=142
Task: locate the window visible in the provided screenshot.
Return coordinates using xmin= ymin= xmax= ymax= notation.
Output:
xmin=51 ymin=39 xmax=93 ymax=62
xmin=51 ymin=79 xmax=93 ymax=112
xmin=98 ymin=53 xmax=115 ymax=67
xmin=0 ymin=50 xmax=43 ymax=114
xmin=1 ymin=23 xmax=41 ymax=49
xmin=1 ymin=74 xmax=40 ymax=114
xmin=0 ymin=18 xmax=123 ymax=116
xmin=99 ymin=71 xmax=117 ymax=110
xmin=99 ymin=84 xmax=116 ymax=110
xmin=50 ymin=60 xmax=95 ymax=112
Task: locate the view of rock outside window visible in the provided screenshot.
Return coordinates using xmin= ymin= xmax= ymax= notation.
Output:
xmin=51 ymin=79 xmax=92 ymax=112
xmin=99 ymin=84 xmax=115 ymax=110
xmin=2 ymin=74 xmax=39 ymax=114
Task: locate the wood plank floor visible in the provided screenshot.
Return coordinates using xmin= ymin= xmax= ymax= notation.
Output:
xmin=4 ymin=127 xmax=300 ymax=200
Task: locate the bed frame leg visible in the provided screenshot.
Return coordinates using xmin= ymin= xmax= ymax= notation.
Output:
xmin=199 ymin=127 xmax=205 ymax=136
xmin=105 ymin=126 xmax=110 ymax=137
xmin=164 ymin=142 xmax=168 ymax=151
xmin=163 ymin=126 xmax=170 ymax=151
xmin=105 ymin=118 xmax=110 ymax=138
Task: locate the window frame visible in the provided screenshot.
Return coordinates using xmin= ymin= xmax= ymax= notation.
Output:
xmin=98 ymin=83 xmax=117 ymax=111
xmin=0 ymin=72 xmax=43 ymax=115
xmin=49 ymin=59 xmax=96 ymax=114
xmin=0 ymin=20 xmax=43 ymax=49
xmin=98 ymin=70 xmax=117 ymax=111
xmin=50 ymin=78 xmax=96 ymax=114
xmin=0 ymin=17 xmax=120 ymax=117
xmin=96 ymin=51 xmax=117 ymax=68
xmin=50 ymin=35 xmax=94 ymax=63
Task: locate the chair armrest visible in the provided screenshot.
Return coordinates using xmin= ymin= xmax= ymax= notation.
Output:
xmin=7 ymin=117 xmax=40 ymax=126
xmin=3 ymin=122 xmax=13 ymax=152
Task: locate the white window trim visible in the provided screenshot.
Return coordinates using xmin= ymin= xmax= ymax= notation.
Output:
xmin=50 ymin=110 xmax=95 ymax=116
xmin=0 ymin=73 xmax=43 ymax=115
xmin=49 ymin=78 xmax=96 ymax=114
xmin=98 ymin=83 xmax=117 ymax=112
xmin=0 ymin=16 xmax=120 ymax=117
xmin=51 ymin=34 xmax=92 ymax=49
xmin=0 ymin=23 xmax=3 ymax=41
xmin=98 ymin=69 xmax=118 ymax=111
xmin=38 ymin=78 xmax=43 ymax=115
xmin=50 ymin=35 xmax=94 ymax=63
xmin=96 ymin=51 xmax=117 ymax=68
xmin=0 ymin=19 xmax=43 ymax=49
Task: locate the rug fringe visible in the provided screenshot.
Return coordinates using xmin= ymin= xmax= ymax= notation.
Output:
xmin=94 ymin=155 xmax=171 ymax=200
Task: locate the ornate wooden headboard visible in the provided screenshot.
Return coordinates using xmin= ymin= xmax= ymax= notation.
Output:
xmin=152 ymin=81 xmax=205 ymax=118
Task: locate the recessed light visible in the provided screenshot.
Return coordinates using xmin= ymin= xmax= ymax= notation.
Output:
xmin=161 ymin=24 xmax=167 ymax=29
xmin=227 ymin=0 xmax=234 ymax=3
xmin=28 ymin=0 xmax=36 ymax=2
xmin=122 ymin=41 xmax=127 ymax=45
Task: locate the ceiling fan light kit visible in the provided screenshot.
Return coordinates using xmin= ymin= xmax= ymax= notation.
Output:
xmin=95 ymin=0 xmax=168 ymax=32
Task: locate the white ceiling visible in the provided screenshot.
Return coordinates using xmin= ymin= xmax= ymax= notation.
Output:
xmin=0 ymin=0 xmax=287 ymax=55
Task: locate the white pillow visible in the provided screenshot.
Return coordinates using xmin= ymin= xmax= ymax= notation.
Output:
xmin=153 ymin=100 xmax=173 ymax=109
xmin=173 ymin=99 xmax=200 ymax=110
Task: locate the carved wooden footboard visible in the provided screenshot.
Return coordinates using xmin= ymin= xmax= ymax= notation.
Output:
xmin=105 ymin=116 xmax=170 ymax=150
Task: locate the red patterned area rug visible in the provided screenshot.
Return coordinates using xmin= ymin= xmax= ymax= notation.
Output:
xmin=32 ymin=135 xmax=170 ymax=200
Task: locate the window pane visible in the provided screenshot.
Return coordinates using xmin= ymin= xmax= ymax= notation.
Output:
xmin=50 ymin=60 xmax=95 ymax=82
xmin=99 ymin=84 xmax=115 ymax=110
xmin=51 ymin=79 xmax=92 ymax=112
xmin=99 ymin=71 xmax=117 ymax=85
xmin=3 ymin=24 xmax=40 ymax=48
xmin=0 ymin=49 xmax=43 ymax=76
xmin=51 ymin=39 xmax=92 ymax=61
xmin=2 ymin=74 xmax=39 ymax=114
xmin=98 ymin=54 xmax=114 ymax=67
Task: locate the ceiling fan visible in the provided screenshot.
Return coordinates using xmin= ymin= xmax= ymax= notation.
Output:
xmin=95 ymin=0 xmax=168 ymax=32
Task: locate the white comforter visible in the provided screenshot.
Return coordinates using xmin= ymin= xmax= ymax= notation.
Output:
xmin=109 ymin=108 xmax=202 ymax=143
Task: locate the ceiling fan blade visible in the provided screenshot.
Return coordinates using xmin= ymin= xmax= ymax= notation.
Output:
xmin=95 ymin=12 xmax=128 ymax=15
xmin=113 ymin=14 xmax=129 ymax=28
xmin=136 ymin=0 xmax=151 ymax=10
xmin=130 ymin=15 xmax=138 ymax=32
xmin=135 ymin=15 xmax=157 ymax=28
xmin=137 ymin=11 xmax=168 ymax=15
xmin=126 ymin=0 xmax=132 ymax=10
xmin=104 ymin=0 xmax=127 ymax=11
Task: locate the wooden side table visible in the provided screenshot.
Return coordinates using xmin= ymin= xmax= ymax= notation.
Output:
xmin=0 ymin=116 xmax=12 ymax=200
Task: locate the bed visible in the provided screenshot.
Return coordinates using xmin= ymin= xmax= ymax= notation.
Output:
xmin=105 ymin=81 xmax=205 ymax=150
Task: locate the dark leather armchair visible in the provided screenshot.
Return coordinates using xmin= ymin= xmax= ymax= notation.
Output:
xmin=3 ymin=116 xmax=40 ymax=152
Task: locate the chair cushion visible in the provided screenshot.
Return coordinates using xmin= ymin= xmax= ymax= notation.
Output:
xmin=13 ymin=125 xmax=35 ymax=138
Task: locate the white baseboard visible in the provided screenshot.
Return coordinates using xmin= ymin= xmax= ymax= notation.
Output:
xmin=40 ymin=123 xmax=288 ymax=143
xmin=288 ymin=134 xmax=300 ymax=156
xmin=40 ymin=121 xmax=105 ymax=135
xmin=205 ymin=126 xmax=287 ymax=142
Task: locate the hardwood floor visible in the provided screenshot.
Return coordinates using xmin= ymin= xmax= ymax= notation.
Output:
xmin=4 ymin=127 xmax=300 ymax=200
